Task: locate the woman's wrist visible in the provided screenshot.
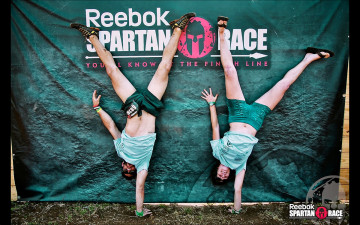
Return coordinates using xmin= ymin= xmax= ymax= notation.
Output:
xmin=135 ymin=210 xmax=144 ymax=217
xmin=231 ymin=208 xmax=242 ymax=214
xmin=208 ymin=101 xmax=216 ymax=106
xmin=93 ymin=105 xmax=102 ymax=113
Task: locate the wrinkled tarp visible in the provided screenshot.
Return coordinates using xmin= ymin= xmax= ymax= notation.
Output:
xmin=11 ymin=0 xmax=349 ymax=202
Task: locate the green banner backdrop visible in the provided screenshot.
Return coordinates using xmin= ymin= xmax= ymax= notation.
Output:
xmin=11 ymin=0 xmax=349 ymax=202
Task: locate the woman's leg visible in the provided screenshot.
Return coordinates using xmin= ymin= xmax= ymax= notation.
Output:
xmin=218 ymin=19 xmax=245 ymax=101
xmin=146 ymin=27 xmax=182 ymax=100
xmin=89 ymin=35 xmax=136 ymax=103
xmin=255 ymin=52 xmax=331 ymax=110
xmin=147 ymin=13 xmax=195 ymax=100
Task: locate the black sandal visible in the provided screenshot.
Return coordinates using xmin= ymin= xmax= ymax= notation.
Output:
xmin=305 ymin=47 xmax=334 ymax=58
xmin=169 ymin=12 xmax=196 ymax=30
xmin=70 ymin=23 xmax=100 ymax=39
xmin=217 ymin=16 xmax=229 ymax=28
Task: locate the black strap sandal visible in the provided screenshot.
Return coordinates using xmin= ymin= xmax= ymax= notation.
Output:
xmin=169 ymin=12 xmax=196 ymax=30
xmin=217 ymin=16 xmax=229 ymax=28
xmin=305 ymin=47 xmax=334 ymax=58
xmin=70 ymin=23 xmax=100 ymax=39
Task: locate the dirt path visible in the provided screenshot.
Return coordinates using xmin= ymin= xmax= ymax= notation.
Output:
xmin=10 ymin=202 xmax=349 ymax=225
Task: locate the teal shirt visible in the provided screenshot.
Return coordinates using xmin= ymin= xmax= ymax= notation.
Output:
xmin=113 ymin=130 xmax=156 ymax=173
xmin=210 ymin=131 xmax=258 ymax=175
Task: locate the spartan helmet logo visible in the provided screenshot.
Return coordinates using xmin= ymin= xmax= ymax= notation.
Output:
xmin=178 ymin=17 xmax=215 ymax=59
xmin=186 ymin=20 xmax=205 ymax=57
xmin=315 ymin=206 xmax=328 ymax=219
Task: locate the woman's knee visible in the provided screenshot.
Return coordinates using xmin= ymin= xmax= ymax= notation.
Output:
xmin=105 ymin=65 xmax=119 ymax=77
xmin=276 ymin=79 xmax=292 ymax=92
xmin=159 ymin=60 xmax=173 ymax=72
xmin=224 ymin=65 xmax=238 ymax=79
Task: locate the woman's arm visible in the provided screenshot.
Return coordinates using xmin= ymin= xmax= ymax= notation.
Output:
xmin=92 ymin=90 xmax=121 ymax=140
xmin=229 ymin=169 xmax=246 ymax=214
xmin=201 ymin=88 xmax=220 ymax=140
xmin=135 ymin=170 xmax=152 ymax=217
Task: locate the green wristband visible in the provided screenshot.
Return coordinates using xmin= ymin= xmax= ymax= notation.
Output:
xmin=232 ymin=208 xmax=241 ymax=214
xmin=135 ymin=210 xmax=144 ymax=217
xmin=208 ymin=102 xmax=216 ymax=106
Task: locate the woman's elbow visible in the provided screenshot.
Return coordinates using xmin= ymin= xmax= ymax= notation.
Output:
xmin=234 ymin=185 xmax=243 ymax=194
xmin=137 ymin=185 xmax=144 ymax=192
xmin=212 ymin=124 xmax=220 ymax=131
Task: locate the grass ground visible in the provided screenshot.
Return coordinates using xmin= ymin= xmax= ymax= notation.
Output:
xmin=10 ymin=202 xmax=349 ymax=225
